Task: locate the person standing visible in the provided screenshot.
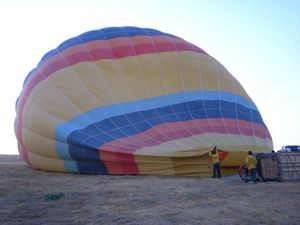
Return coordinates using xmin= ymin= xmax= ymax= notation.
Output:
xmin=245 ymin=151 xmax=257 ymax=183
xmin=208 ymin=145 xmax=221 ymax=178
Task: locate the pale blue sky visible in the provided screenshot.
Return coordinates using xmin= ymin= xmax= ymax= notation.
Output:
xmin=0 ymin=0 xmax=299 ymax=154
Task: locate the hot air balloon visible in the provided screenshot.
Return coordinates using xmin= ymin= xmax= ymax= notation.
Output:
xmin=15 ymin=26 xmax=272 ymax=176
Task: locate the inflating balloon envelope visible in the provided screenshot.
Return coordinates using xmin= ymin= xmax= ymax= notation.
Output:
xmin=15 ymin=27 xmax=273 ymax=176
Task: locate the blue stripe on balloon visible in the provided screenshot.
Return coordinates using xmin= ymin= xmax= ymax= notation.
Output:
xmin=76 ymin=160 xmax=108 ymax=175
xmin=55 ymin=142 xmax=72 ymax=160
xmin=63 ymin=160 xmax=79 ymax=173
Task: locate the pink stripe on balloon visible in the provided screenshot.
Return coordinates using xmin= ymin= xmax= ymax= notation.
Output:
xmin=99 ymin=118 xmax=271 ymax=154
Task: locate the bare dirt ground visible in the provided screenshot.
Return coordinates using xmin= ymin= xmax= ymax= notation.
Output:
xmin=0 ymin=155 xmax=299 ymax=225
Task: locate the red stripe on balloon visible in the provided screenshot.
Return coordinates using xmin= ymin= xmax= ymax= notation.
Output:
xmin=100 ymin=150 xmax=139 ymax=175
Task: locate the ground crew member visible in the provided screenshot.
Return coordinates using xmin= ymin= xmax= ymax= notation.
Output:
xmin=209 ymin=145 xmax=221 ymax=178
xmin=245 ymin=151 xmax=257 ymax=183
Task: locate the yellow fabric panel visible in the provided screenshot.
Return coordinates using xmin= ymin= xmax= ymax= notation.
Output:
xmin=134 ymin=155 xmax=175 ymax=175
xmin=78 ymin=59 xmax=129 ymax=104
xmin=221 ymin=152 xmax=248 ymax=167
xmin=49 ymin=67 xmax=105 ymax=113
xmin=135 ymin=153 xmax=238 ymax=177
xmin=21 ymin=79 xmax=81 ymax=158
xmin=136 ymin=54 xmax=167 ymax=97
xmin=171 ymin=154 xmax=211 ymax=176
xmin=23 ymin=102 xmax=61 ymax=141
xmin=173 ymin=163 xmax=211 ymax=176
xmin=178 ymin=52 xmax=201 ymax=91
xmin=218 ymin=64 xmax=244 ymax=98
xmin=22 ymin=127 xmax=59 ymax=159
xmin=71 ymin=59 xmax=117 ymax=104
xmin=199 ymin=56 xmax=219 ymax=90
xmin=23 ymin=77 xmax=82 ymax=123
xmin=134 ymin=154 xmax=212 ymax=176
xmin=116 ymin=56 xmax=154 ymax=100
xmin=158 ymin=53 xmax=186 ymax=93
xmin=28 ymin=151 xmax=65 ymax=172
xmin=169 ymin=148 xmax=210 ymax=157
xmin=135 ymin=133 xmax=271 ymax=156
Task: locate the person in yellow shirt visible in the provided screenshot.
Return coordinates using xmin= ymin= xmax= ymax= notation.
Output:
xmin=245 ymin=151 xmax=257 ymax=183
xmin=208 ymin=146 xmax=221 ymax=178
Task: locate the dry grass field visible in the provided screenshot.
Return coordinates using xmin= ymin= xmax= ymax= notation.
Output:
xmin=0 ymin=154 xmax=299 ymax=225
